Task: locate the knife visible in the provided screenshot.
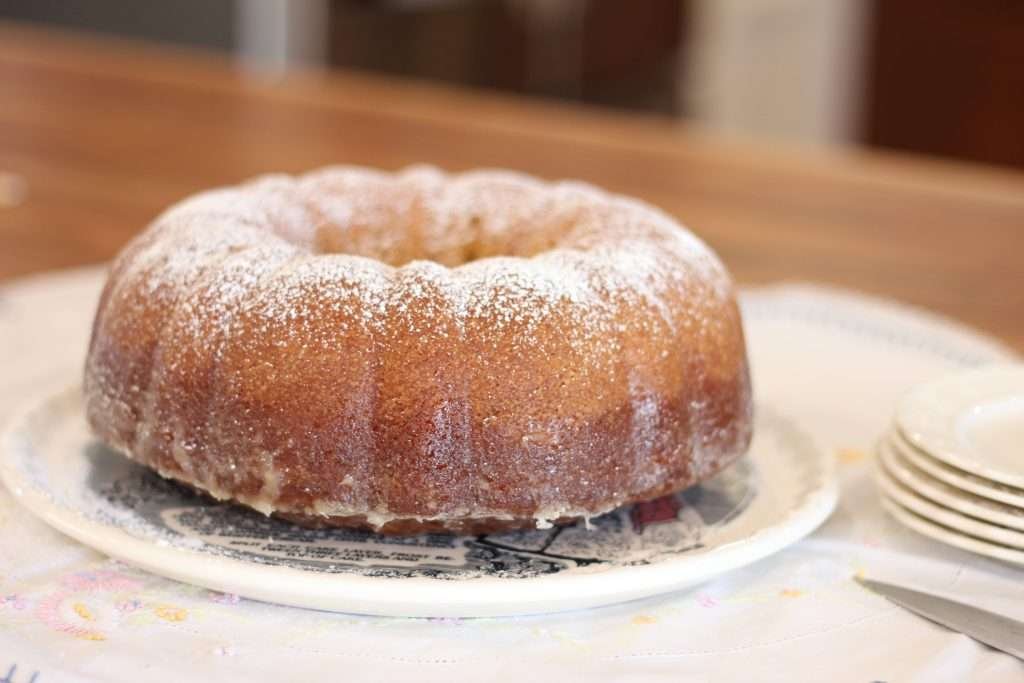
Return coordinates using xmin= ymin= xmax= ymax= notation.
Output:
xmin=856 ymin=576 xmax=1024 ymax=660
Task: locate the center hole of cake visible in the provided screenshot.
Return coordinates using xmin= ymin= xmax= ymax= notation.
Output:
xmin=312 ymin=217 xmax=493 ymax=267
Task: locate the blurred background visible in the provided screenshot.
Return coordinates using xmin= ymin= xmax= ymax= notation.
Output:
xmin=2 ymin=0 xmax=1023 ymax=169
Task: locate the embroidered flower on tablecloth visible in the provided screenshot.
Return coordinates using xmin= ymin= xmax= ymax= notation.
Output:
xmin=1 ymin=594 xmax=28 ymax=610
xmin=116 ymin=599 xmax=143 ymax=613
xmin=34 ymin=568 xmax=144 ymax=641
xmin=208 ymin=591 xmax=241 ymax=605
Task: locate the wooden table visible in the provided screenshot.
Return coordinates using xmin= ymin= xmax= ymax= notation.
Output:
xmin=2 ymin=23 xmax=1022 ymax=350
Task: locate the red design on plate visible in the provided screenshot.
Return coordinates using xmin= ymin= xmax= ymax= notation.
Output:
xmin=630 ymin=495 xmax=682 ymax=533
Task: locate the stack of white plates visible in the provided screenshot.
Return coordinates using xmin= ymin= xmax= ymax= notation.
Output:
xmin=876 ymin=364 xmax=1024 ymax=566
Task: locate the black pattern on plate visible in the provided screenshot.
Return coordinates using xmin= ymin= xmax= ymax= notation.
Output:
xmin=86 ymin=444 xmax=758 ymax=580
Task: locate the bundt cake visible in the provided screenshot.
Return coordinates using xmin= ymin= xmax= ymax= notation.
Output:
xmin=83 ymin=165 xmax=753 ymax=535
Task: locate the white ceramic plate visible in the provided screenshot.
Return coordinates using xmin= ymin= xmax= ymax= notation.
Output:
xmin=874 ymin=445 xmax=1024 ymax=549
xmin=876 ymin=438 xmax=1024 ymax=532
xmin=880 ymin=498 xmax=1024 ymax=568
xmin=0 ymin=386 xmax=836 ymax=618
xmin=896 ymin=364 xmax=1024 ymax=489
xmin=888 ymin=428 xmax=1024 ymax=508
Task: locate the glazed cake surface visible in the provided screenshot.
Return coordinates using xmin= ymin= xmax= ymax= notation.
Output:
xmin=83 ymin=165 xmax=753 ymax=534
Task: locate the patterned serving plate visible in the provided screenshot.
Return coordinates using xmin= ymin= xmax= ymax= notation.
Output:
xmin=2 ymin=386 xmax=835 ymax=617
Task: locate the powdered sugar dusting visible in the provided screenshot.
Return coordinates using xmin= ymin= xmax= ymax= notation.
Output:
xmin=137 ymin=166 xmax=731 ymax=341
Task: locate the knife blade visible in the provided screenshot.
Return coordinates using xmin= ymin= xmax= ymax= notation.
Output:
xmin=856 ymin=576 xmax=1024 ymax=660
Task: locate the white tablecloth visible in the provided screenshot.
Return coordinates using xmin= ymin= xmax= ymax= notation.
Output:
xmin=1 ymin=267 xmax=1022 ymax=682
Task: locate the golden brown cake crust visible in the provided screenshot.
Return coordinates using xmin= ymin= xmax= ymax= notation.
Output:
xmin=83 ymin=165 xmax=753 ymax=535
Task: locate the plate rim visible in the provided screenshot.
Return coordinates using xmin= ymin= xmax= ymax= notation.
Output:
xmin=888 ymin=428 xmax=1024 ymax=508
xmin=874 ymin=443 xmax=1024 ymax=549
xmin=896 ymin=364 xmax=1024 ymax=489
xmin=1 ymin=385 xmax=838 ymax=618
xmin=880 ymin=497 xmax=1024 ymax=567
xmin=876 ymin=437 xmax=1024 ymax=532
